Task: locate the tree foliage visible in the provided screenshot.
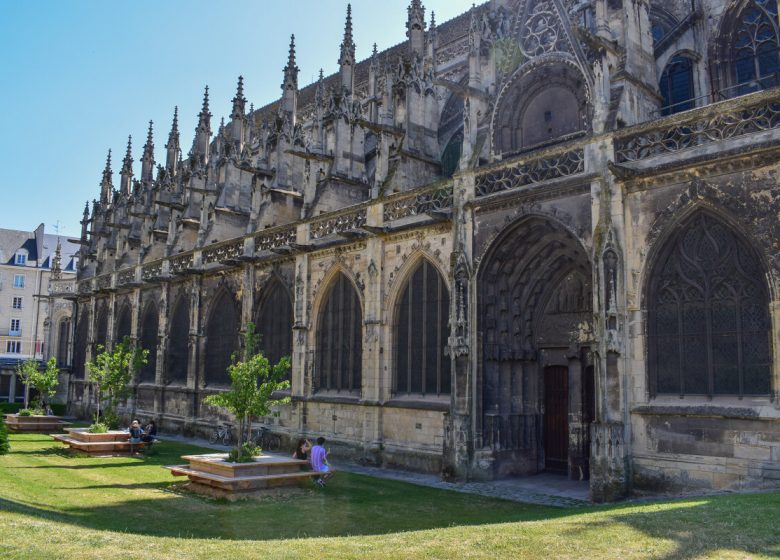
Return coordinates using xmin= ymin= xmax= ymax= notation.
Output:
xmin=15 ymin=359 xmax=39 ymax=410
xmin=204 ymin=323 xmax=291 ymax=461
xmin=29 ymin=358 xmax=60 ymax=410
xmin=86 ymin=338 xmax=147 ymax=429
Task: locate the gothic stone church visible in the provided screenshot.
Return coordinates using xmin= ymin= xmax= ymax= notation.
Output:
xmin=68 ymin=0 xmax=780 ymax=501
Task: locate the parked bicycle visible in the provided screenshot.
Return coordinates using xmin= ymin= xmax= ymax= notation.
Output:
xmin=249 ymin=425 xmax=280 ymax=452
xmin=208 ymin=423 xmax=233 ymax=446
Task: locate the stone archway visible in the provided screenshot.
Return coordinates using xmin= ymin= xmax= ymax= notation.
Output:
xmin=477 ymin=216 xmax=593 ymax=478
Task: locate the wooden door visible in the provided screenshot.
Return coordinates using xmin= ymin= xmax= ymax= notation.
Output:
xmin=544 ymin=366 xmax=569 ymax=474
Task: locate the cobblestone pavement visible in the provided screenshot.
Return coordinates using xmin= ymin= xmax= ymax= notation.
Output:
xmin=158 ymin=432 xmax=591 ymax=508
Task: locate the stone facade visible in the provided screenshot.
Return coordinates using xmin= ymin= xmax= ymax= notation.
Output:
xmin=71 ymin=0 xmax=780 ymax=500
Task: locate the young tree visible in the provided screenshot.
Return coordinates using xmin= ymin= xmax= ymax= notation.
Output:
xmin=86 ymin=338 xmax=148 ymax=428
xmin=204 ymin=323 xmax=291 ymax=460
xmin=29 ymin=358 xmax=60 ymax=411
xmin=15 ymin=359 xmax=38 ymax=410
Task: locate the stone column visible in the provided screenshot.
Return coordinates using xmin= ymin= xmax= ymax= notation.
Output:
xmin=154 ymin=281 xmax=170 ymax=416
xmin=446 ymin=172 xmax=475 ymax=480
xmin=362 ymin=203 xmax=384 ymax=459
xmin=187 ymin=275 xmax=202 ymax=421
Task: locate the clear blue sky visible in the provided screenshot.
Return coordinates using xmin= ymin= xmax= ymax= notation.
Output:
xmin=0 ymin=0 xmax=474 ymax=238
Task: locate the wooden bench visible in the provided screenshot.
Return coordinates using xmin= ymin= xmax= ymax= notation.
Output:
xmin=51 ymin=430 xmax=153 ymax=456
xmin=164 ymin=453 xmax=321 ymax=494
xmin=5 ymin=414 xmax=71 ymax=433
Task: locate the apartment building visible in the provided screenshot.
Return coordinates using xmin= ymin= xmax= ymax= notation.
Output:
xmin=0 ymin=224 xmax=77 ymax=403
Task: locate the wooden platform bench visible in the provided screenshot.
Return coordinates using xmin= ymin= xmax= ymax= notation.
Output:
xmin=5 ymin=414 xmax=71 ymax=433
xmin=50 ymin=428 xmax=151 ymax=456
xmin=164 ymin=453 xmax=320 ymax=495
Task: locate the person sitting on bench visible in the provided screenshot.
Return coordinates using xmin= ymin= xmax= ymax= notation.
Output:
xmin=128 ymin=420 xmax=144 ymax=453
xmin=142 ymin=420 xmax=157 ymax=443
xmin=310 ymin=436 xmax=335 ymax=487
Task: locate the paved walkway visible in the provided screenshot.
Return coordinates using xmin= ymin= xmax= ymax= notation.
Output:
xmin=158 ymin=431 xmax=591 ymax=508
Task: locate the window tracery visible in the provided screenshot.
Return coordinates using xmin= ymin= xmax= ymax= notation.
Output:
xmin=394 ymin=260 xmax=451 ymax=397
xmin=648 ymin=212 xmax=772 ymax=397
xmin=316 ymin=273 xmax=362 ymax=394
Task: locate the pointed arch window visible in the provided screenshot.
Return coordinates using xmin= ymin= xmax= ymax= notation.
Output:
xmin=316 ymin=273 xmax=362 ymax=394
xmin=647 ymin=212 xmax=772 ymax=397
xmin=94 ymin=304 xmax=108 ymax=350
xmin=660 ymin=56 xmax=695 ymax=115
xmin=73 ymin=316 xmax=89 ymax=378
xmin=166 ymin=295 xmax=190 ymax=385
xmin=56 ymin=319 xmax=70 ymax=368
xmin=394 ymin=260 xmax=451 ymax=396
xmin=254 ymin=279 xmax=293 ymax=378
xmin=115 ymin=303 xmax=132 ymax=344
xmin=730 ymin=0 xmax=780 ymax=96
xmin=139 ymin=303 xmax=158 ymax=383
xmin=204 ymin=290 xmax=239 ymax=386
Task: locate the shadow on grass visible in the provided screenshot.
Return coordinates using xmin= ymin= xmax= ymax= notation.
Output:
xmin=0 ymin=473 xmax=573 ymax=541
xmin=559 ymin=494 xmax=780 ymax=560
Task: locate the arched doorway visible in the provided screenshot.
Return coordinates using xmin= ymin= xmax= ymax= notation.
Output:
xmin=478 ymin=216 xmax=593 ymax=478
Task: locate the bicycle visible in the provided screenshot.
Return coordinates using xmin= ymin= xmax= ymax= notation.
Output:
xmin=249 ymin=425 xmax=280 ymax=452
xmin=208 ymin=423 xmax=233 ymax=446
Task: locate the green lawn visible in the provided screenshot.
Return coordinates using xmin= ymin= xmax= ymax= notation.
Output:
xmin=0 ymin=433 xmax=778 ymax=559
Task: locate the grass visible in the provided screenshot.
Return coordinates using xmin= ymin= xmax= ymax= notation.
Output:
xmin=0 ymin=433 xmax=778 ymax=559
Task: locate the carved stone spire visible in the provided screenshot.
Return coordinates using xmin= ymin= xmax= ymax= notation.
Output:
xmin=368 ymin=44 xmax=379 ymax=122
xmin=428 ymin=10 xmax=437 ymax=59
xmin=165 ymin=106 xmax=180 ymax=174
xmin=192 ymin=86 xmax=212 ymax=161
xmin=120 ymin=135 xmax=134 ymax=195
xmin=311 ymin=69 xmax=325 ymax=113
xmin=231 ymin=75 xmax=246 ymax=120
xmin=100 ymin=149 xmax=113 ymax=204
xmin=51 ymin=238 xmax=62 ymax=279
xmin=141 ymin=120 xmax=155 ymax=182
xmin=339 ymin=4 xmax=355 ymax=91
xmin=282 ymin=35 xmax=299 ymax=116
xmin=407 ymin=0 xmax=426 ymax=55
xmin=81 ymin=201 xmax=90 ymax=242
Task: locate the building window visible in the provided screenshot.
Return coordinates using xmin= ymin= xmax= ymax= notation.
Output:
xmin=660 ymin=56 xmax=695 ymax=115
xmin=14 ymin=252 xmax=27 ymax=265
xmin=139 ymin=303 xmax=159 ymax=383
xmin=10 ymin=319 xmax=21 ymax=336
xmin=204 ymin=291 xmax=239 ymax=386
xmin=57 ymin=320 xmax=70 ymax=367
xmin=394 ymin=260 xmax=451 ymax=396
xmin=647 ymin=212 xmax=772 ymax=397
xmin=316 ymin=273 xmax=362 ymax=394
xmin=166 ymin=296 xmax=190 ymax=384
xmin=730 ymin=0 xmax=780 ymax=96
xmin=12 ymin=297 xmax=22 ymax=310
xmin=6 ymin=341 xmax=21 ymax=353
xmin=13 ymin=275 xmax=24 ymax=288
xmin=254 ymin=279 xmax=293 ymax=379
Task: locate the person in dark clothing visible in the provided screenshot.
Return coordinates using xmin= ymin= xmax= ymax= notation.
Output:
xmin=293 ymin=438 xmax=311 ymax=460
xmin=142 ymin=420 xmax=156 ymax=443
